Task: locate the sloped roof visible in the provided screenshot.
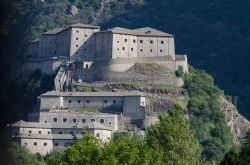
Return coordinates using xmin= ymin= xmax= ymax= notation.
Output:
xmin=175 ymin=55 xmax=187 ymax=61
xmin=40 ymin=91 xmax=144 ymax=97
xmin=69 ymin=23 xmax=100 ymax=29
xmin=42 ymin=27 xmax=65 ymax=35
xmin=10 ymin=120 xmax=51 ymax=128
xmin=98 ymin=26 xmax=173 ymax=37
xmin=133 ymin=27 xmax=173 ymax=37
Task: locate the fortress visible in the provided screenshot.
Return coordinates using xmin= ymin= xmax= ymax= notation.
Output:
xmin=24 ymin=23 xmax=188 ymax=76
xmin=8 ymin=23 xmax=189 ymax=155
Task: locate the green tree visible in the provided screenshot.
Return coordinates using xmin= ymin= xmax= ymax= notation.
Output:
xmin=239 ymin=130 xmax=250 ymax=165
xmin=146 ymin=104 xmax=203 ymax=165
xmin=6 ymin=143 xmax=46 ymax=165
xmin=175 ymin=65 xmax=184 ymax=78
xmin=220 ymin=150 xmax=240 ymax=165
xmin=45 ymin=148 xmax=64 ymax=165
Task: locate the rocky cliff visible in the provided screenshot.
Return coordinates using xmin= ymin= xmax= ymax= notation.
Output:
xmin=219 ymin=97 xmax=250 ymax=143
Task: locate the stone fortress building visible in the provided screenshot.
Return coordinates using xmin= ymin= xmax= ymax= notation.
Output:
xmin=8 ymin=23 xmax=189 ymax=155
xmin=24 ymin=23 xmax=188 ymax=75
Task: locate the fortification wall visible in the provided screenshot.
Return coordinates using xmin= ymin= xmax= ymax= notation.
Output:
xmin=123 ymin=96 xmax=146 ymax=120
xmin=21 ymin=138 xmax=53 ymax=155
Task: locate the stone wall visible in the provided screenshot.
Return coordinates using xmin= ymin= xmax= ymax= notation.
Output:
xmin=21 ymin=138 xmax=53 ymax=155
xmin=123 ymin=96 xmax=146 ymax=120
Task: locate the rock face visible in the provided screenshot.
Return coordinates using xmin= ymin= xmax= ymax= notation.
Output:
xmin=219 ymin=97 xmax=250 ymax=143
xmin=70 ymin=5 xmax=78 ymax=16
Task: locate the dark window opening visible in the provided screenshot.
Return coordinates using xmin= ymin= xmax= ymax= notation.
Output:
xmin=100 ymin=119 xmax=104 ymax=123
xmin=140 ymin=49 xmax=143 ymax=52
xmin=69 ymin=100 xmax=72 ymax=103
xmin=160 ymin=49 xmax=163 ymax=52
xmin=86 ymin=100 xmax=90 ymax=103
xmin=59 ymin=131 xmax=63 ymax=134
xmin=72 ymin=118 xmax=77 ymax=123
xmin=34 ymin=142 xmax=37 ymax=146
xmin=91 ymin=119 xmax=95 ymax=122
xmin=161 ymin=41 xmax=164 ymax=44
xmin=140 ymin=40 xmax=143 ymax=43
xmin=150 ymin=49 xmax=153 ymax=52
xmin=38 ymin=131 xmax=41 ymax=134
xmin=131 ymin=48 xmax=134 ymax=51
xmin=96 ymin=133 xmax=100 ymax=137
xmin=150 ymin=40 xmax=153 ymax=44
xmin=125 ymin=39 xmax=127 ymax=42
xmin=117 ymin=41 xmax=119 ymax=43
xmin=113 ymin=100 xmax=116 ymax=103
xmin=55 ymin=143 xmax=58 ymax=146
xmin=44 ymin=143 xmax=47 ymax=146
xmin=104 ymin=100 xmax=107 ymax=103
xmin=76 ymin=44 xmax=78 ymax=47
xmin=133 ymin=39 xmax=136 ymax=43
xmin=122 ymin=47 xmax=125 ymax=50
xmin=85 ymin=35 xmax=87 ymax=37
xmin=76 ymin=37 xmax=79 ymax=40
xmin=63 ymin=118 xmax=67 ymax=123
xmin=53 ymin=118 xmax=58 ymax=122
xmin=48 ymin=131 xmax=51 ymax=134
xmin=82 ymin=119 xmax=86 ymax=123
xmin=24 ymin=143 xmax=27 ymax=145
xmin=109 ymin=122 xmax=112 ymax=125
xmin=78 ymin=100 xmax=81 ymax=103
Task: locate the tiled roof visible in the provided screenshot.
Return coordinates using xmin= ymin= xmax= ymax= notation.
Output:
xmin=40 ymin=91 xmax=144 ymax=97
xmin=42 ymin=27 xmax=65 ymax=35
xmin=98 ymin=27 xmax=173 ymax=37
xmin=133 ymin=27 xmax=173 ymax=37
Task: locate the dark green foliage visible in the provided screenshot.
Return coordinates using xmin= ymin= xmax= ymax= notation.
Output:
xmin=45 ymin=149 xmax=64 ymax=165
xmin=146 ymin=104 xmax=203 ymax=165
xmin=175 ymin=65 xmax=184 ymax=78
xmin=6 ymin=143 xmax=45 ymax=165
xmin=220 ymin=150 xmax=240 ymax=165
xmin=239 ymin=130 xmax=250 ymax=165
xmin=5 ymin=69 xmax=54 ymax=123
xmin=184 ymin=67 xmax=233 ymax=163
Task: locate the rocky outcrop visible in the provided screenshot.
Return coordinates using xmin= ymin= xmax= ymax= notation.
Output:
xmin=219 ymin=97 xmax=250 ymax=143
xmin=70 ymin=5 xmax=78 ymax=16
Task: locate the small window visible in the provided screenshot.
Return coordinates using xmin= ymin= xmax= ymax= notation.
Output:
xmin=86 ymin=100 xmax=90 ymax=103
xmin=48 ymin=131 xmax=51 ymax=134
xmin=34 ymin=142 xmax=37 ymax=146
xmin=72 ymin=118 xmax=77 ymax=123
xmin=161 ymin=41 xmax=164 ymax=44
xmin=84 ymin=49 xmax=87 ymax=52
xmin=55 ymin=143 xmax=58 ymax=146
xmin=140 ymin=49 xmax=143 ymax=52
xmin=150 ymin=49 xmax=153 ymax=52
xmin=59 ymin=131 xmax=63 ymax=134
xmin=141 ymin=101 xmax=145 ymax=105
xmin=76 ymin=37 xmax=79 ymax=40
xmin=122 ymin=47 xmax=125 ymax=50
xmin=76 ymin=30 xmax=79 ymax=33
xmin=121 ymin=100 xmax=124 ymax=103
xmin=53 ymin=118 xmax=58 ymax=122
xmin=78 ymin=100 xmax=81 ymax=103
xmin=133 ymin=39 xmax=136 ymax=43
xmin=44 ymin=143 xmax=47 ymax=146
xmin=76 ymin=44 xmax=78 ymax=47
xmin=113 ymin=100 xmax=116 ymax=103
xmin=117 ymin=41 xmax=119 ymax=43
xmin=38 ymin=131 xmax=41 ymax=134
xmin=96 ymin=133 xmax=100 ymax=137
xmin=104 ymin=100 xmax=107 ymax=103
xmin=76 ymin=52 xmax=78 ymax=54
xmin=69 ymin=100 xmax=72 ymax=103
xmin=125 ymin=39 xmax=127 ymax=42
xmin=150 ymin=40 xmax=153 ymax=44
xmin=85 ymin=41 xmax=87 ymax=44
xmin=131 ymin=48 xmax=134 ymax=51
xmin=82 ymin=119 xmax=86 ymax=123
xmin=100 ymin=119 xmax=104 ymax=123
xmin=29 ymin=130 xmax=32 ymax=134
xmin=117 ymin=48 xmax=119 ymax=51
xmin=109 ymin=122 xmax=112 ymax=125
xmin=85 ymin=35 xmax=87 ymax=37
xmin=91 ymin=119 xmax=95 ymax=122
xmin=140 ymin=40 xmax=143 ymax=43
xmin=63 ymin=118 xmax=67 ymax=123
xmin=45 ymin=120 xmax=47 ymax=123
xmin=70 ymin=131 xmax=73 ymax=134
xmin=160 ymin=49 xmax=163 ymax=52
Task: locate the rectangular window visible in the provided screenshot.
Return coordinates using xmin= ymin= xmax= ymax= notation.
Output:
xmin=34 ymin=142 xmax=37 ymax=146
xmin=53 ymin=118 xmax=58 ymax=123
xmin=131 ymin=48 xmax=134 ymax=51
xmin=122 ymin=47 xmax=125 ymax=50
xmin=44 ymin=143 xmax=47 ymax=146
xmin=150 ymin=40 xmax=153 ymax=44
xmin=76 ymin=37 xmax=79 ymax=40
xmin=125 ymin=39 xmax=127 ymax=42
xmin=140 ymin=40 xmax=143 ymax=43
xmin=140 ymin=49 xmax=143 ymax=52
xmin=161 ymin=41 xmax=164 ymax=44
xmin=133 ymin=39 xmax=136 ymax=43
xmin=150 ymin=49 xmax=153 ymax=52
xmin=63 ymin=118 xmax=67 ymax=123
xmin=160 ymin=49 xmax=163 ymax=52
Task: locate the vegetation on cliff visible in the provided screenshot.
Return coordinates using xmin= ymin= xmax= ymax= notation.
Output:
xmin=184 ymin=67 xmax=233 ymax=163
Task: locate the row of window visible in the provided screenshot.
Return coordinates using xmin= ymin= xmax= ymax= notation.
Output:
xmin=52 ymin=117 xmax=111 ymax=124
xmin=68 ymin=99 xmax=121 ymax=104
xmin=28 ymin=130 xmax=51 ymax=134
xmin=117 ymin=39 xmax=165 ymax=44
xmin=116 ymin=47 xmax=164 ymax=53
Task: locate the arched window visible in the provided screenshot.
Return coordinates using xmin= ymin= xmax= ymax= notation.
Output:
xmin=72 ymin=118 xmax=77 ymax=123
